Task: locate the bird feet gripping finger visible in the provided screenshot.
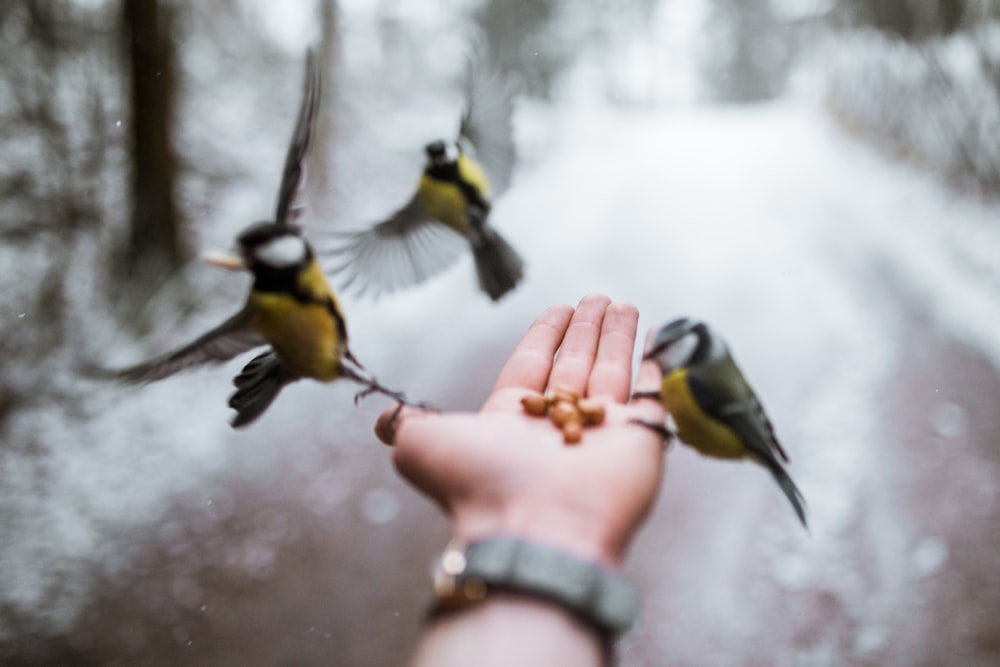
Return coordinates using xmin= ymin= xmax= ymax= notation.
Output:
xmin=373 ymin=402 xmax=407 ymax=444
xmin=628 ymin=418 xmax=677 ymax=444
xmin=629 ymin=389 xmax=676 ymax=446
xmin=351 ymin=378 xmax=435 ymax=412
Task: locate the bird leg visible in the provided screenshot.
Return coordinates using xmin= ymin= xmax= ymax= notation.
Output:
xmin=628 ymin=390 xmax=675 ymax=440
xmin=344 ymin=349 xmax=367 ymax=372
xmin=628 ymin=418 xmax=677 ymax=443
xmin=339 ymin=364 xmax=430 ymax=410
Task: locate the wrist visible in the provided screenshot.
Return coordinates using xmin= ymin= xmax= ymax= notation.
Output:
xmin=450 ymin=501 xmax=626 ymax=569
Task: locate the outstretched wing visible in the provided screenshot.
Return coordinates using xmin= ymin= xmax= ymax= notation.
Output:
xmin=458 ymin=51 xmax=517 ymax=197
xmin=113 ymin=309 xmax=267 ymax=384
xmin=327 ymin=193 xmax=468 ymax=297
xmin=275 ymin=49 xmax=321 ymax=227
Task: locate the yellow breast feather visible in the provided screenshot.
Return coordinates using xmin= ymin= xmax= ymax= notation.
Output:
xmin=248 ymin=291 xmax=341 ymax=381
xmin=418 ymin=175 xmax=469 ymax=231
xmin=661 ymin=369 xmax=747 ymax=460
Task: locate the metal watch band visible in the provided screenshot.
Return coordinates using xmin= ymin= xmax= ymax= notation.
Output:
xmin=432 ymin=536 xmax=641 ymax=637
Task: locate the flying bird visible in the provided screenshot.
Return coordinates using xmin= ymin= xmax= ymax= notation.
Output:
xmin=111 ymin=50 xmax=416 ymax=427
xmin=330 ymin=53 xmax=523 ymax=301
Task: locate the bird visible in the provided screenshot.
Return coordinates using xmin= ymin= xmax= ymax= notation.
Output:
xmin=329 ymin=52 xmax=524 ymax=301
xmin=632 ymin=318 xmax=808 ymax=528
xmin=111 ymin=50 xmax=415 ymax=427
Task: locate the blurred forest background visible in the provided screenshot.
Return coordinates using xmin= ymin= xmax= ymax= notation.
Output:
xmin=2 ymin=0 xmax=1000 ymax=665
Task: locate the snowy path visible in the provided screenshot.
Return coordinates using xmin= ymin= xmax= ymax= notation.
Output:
xmin=3 ymin=100 xmax=1000 ymax=666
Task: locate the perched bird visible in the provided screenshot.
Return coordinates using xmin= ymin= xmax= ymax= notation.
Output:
xmin=112 ymin=51 xmax=414 ymax=427
xmin=633 ymin=318 xmax=808 ymax=528
xmin=330 ymin=54 xmax=524 ymax=301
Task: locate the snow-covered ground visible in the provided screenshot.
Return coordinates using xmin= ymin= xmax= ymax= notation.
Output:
xmin=4 ymin=6 xmax=1000 ymax=664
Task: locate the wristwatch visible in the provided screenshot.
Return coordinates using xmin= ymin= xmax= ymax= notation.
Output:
xmin=430 ymin=536 xmax=641 ymax=639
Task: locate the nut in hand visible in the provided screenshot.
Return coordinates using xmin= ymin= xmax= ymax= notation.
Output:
xmin=562 ymin=419 xmax=583 ymax=444
xmin=577 ymin=399 xmax=605 ymax=426
xmin=520 ymin=393 xmax=550 ymax=416
xmin=550 ymin=400 xmax=578 ymax=427
xmin=520 ymin=386 xmax=605 ymax=444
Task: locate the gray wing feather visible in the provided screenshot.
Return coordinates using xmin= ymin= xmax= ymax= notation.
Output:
xmin=458 ymin=53 xmax=517 ymax=197
xmin=327 ymin=193 xmax=468 ymax=296
xmin=688 ymin=362 xmax=788 ymax=464
xmin=275 ymin=49 xmax=321 ymax=227
xmin=114 ymin=309 xmax=266 ymax=384
xmin=689 ymin=369 xmax=806 ymax=526
xmin=716 ymin=397 xmax=788 ymax=464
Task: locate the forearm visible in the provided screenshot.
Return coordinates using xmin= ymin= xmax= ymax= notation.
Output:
xmin=410 ymin=592 xmax=607 ymax=667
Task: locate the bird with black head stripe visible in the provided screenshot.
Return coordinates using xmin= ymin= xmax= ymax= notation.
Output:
xmin=330 ymin=50 xmax=523 ymax=302
xmin=632 ymin=318 xmax=808 ymax=528
xmin=112 ymin=50 xmax=416 ymax=427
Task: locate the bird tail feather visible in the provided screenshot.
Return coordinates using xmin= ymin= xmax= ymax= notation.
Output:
xmin=764 ymin=459 xmax=809 ymax=529
xmin=470 ymin=225 xmax=523 ymax=301
xmin=228 ymin=351 xmax=297 ymax=428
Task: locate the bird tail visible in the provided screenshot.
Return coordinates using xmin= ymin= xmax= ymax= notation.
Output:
xmin=228 ymin=350 xmax=297 ymax=428
xmin=763 ymin=458 xmax=809 ymax=529
xmin=470 ymin=224 xmax=524 ymax=301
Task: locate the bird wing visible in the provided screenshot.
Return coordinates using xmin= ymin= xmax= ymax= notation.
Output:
xmin=275 ymin=49 xmax=321 ymax=227
xmin=113 ymin=309 xmax=267 ymax=384
xmin=327 ymin=193 xmax=469 ymax=297
xmin=687 ymin=359 xmax=805 ymax=527
xmin=686 ymin=366 xmax=789 ymax=465
xmin=458 ymin=52 xmax=517 ymax=197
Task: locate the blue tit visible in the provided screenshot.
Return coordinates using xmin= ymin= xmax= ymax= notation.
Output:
xmin=633 ymin=318 xmax=807 ymax=528
xmin=111 ymin=51 xmax=415 ymax=427
xmin=331 ymin=53 xmax=524 ymax=301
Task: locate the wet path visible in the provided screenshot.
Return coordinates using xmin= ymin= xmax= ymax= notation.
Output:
xmin=4 ymin=102 xmax=1000 ymax=666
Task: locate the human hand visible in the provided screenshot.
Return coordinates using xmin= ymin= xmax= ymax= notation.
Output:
xmin=375 ymin=294 xmax=667 ymax=567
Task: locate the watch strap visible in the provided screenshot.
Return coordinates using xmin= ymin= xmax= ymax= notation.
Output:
xmin=431 ymin=537 xmax=640 ymax=638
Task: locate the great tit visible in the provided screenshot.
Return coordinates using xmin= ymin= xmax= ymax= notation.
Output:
xmin=112 ymin=52 xmax=413 ymax=427
xmin=633 ymin=318 xmax=808 ymax=528
xmin=330 ymin=55 xmax=524 ymax=301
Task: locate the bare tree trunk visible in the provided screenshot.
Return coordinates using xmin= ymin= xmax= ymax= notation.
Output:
xmin=121 ymin=0 xmax=184 ymax=286
xmin=314 ymin=0 xmax=339 ymax=204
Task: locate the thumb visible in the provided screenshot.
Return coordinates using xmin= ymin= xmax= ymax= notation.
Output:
xmin=373 ymin=404 xmax=431 ymax=446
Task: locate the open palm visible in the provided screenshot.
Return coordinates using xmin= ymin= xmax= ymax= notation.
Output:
xmin=377 ymin=295 xmax=667 ymax=566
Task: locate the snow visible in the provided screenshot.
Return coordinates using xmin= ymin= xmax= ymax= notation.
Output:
xmin=4 ymin=3 xmax=1000 ymax=663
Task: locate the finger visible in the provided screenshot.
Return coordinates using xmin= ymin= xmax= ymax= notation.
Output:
xmin=374 ymin=404 xmax=424 ymax=446
xmin=629 ymin=326 xmax=667 ymax=422
xmin=586 ymin=302 xmax=639 ymax=403
xmin=545 ymin=294 xmax=611 ymax=397
xmin=490 ymin=303 xmax=574 ymax=395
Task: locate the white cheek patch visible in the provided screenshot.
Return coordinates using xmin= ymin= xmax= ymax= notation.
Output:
xmin=444 ymin=141 xmax=460 ymax=161
xmin=256 ymin=236 xmax=306 ymax=267
xmin=662 ymin=332 xmax=700 ymax=370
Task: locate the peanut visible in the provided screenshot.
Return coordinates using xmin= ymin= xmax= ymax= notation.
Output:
xmin=577 ymin=400 xmax=606 ymax=426
xmin=562 ymin=419 xmax=584 ymax=444
xmin=520 ymin=392 xmax=550 ymax=416
xmin=550 ymin=400 xmax=578 ymax=427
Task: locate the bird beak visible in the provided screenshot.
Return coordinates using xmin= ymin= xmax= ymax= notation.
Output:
xmin=203 ymin=250 xmax=245 ymax=271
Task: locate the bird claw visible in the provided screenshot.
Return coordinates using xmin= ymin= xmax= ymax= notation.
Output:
xmin=353 ymin=386 xmax=376 ymax=405
xmin=628 ymin=418 xmax=677 ymax=445
xmin=353 ymin=382 xmax=434 ymax=412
